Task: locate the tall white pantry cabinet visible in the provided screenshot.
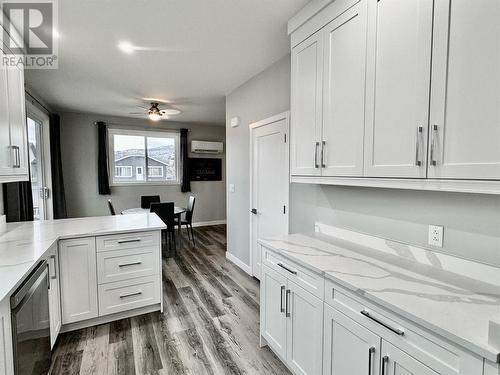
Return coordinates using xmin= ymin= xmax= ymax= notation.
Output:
xmin=290 ymin=0 xmax=500 ymax=192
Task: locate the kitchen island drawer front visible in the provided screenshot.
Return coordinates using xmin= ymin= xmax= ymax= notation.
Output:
xmin=96 ymin=231 xmax=160 ymax=252
xmin=262 ymin=246 xmax=324 ymax=299
xmin=98 ymin=276 xmax=160 ymax=316
xmin=97 ymin=247 xmax=159 ymax=284
xmin=324 ymin=278 xmax=483 ymax=375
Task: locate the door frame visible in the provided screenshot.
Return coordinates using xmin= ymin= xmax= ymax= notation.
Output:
xmin=249 ymin=111 xmax=290 ymax=279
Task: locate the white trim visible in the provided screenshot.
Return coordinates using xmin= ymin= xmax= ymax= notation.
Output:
xmin=249 ymin=111 xmax=290 ymax=279
xmin=290 ymin=175 xmax=500 ymax=195
xmin=191 ymin=220 xmax=226 ymax=228
xmin=225 ymin=252 xmax=252 ymax=275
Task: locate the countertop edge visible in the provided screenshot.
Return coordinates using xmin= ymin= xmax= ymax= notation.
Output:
xmin=258 ymin=237 xmax=500 ymax=364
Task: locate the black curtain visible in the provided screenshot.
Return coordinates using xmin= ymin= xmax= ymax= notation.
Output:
xmin=180 ymin=128 xmax=191 ymax=192
xmin=49 ymin=113 xmax=68 ymax=219
xmin=97 ymin=121 xmax=111 ymax=195
xmin=3 ymin=181 xmax=34 ymax=222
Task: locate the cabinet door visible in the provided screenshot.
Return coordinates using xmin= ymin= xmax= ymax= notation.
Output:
xmin=0 ymin=50 xmax=12 ymax=175
xmin=323 ymin=304 xmax=380 ymax=375
xmin=59 ymin=237 xmax=98 ymax=324
xmin=364 ymin=0 xmax=433 ymax=178
xmin=428 ymin=0 xmax=500 ymax=180
xmin=286 ymin=280 xmax=323 ymax=375
xmin=260 ymin=265 xmax=287 ymax=359
xmin=321 ymin=1 xmax=367 ymax=177
xmin=381 ymin=341 xmax=438 ymax=375
xmin=291 ymin=31 xmax=323 ymax=176
xmin=6 ymin=64 xmax=28 ymax=175
xmin=0 ymin=298 xmax=14 ymax=375
xmin=48 ymin=248 xmax=62 ymax=347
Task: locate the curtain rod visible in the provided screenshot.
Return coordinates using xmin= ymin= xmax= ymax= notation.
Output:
xmin=94 ymin=121 xmax=191 ymax=131
xmin=25 ymin=91 xmax=51 ymax=114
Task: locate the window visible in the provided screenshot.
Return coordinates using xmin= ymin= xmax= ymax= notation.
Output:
xmin=148 ymin=166 xmax=164 ymax=178
xmin=108 ymin=129 xmax=180 ymax=185
xmin=115 ymin=166 xmax=132 ymax=177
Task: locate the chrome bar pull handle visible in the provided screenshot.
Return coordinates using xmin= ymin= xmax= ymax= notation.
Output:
xmin=430 ymin=124 xmax=438 ymax=166
xmin=361 ymin=310 xmax=404 ymax=336
xmin=368 ymin=347 xmax=375 ymax=375
xmin=118 ymin=261 xmax=142 ymax=268
xmin=285 ymin=289 xmax=291 ymax=317
xmin=280 ymin=285 xmax=285 ymax=313
xmin=321 ymin=141 xmax=326 ymax=168
xmin=119 ymin=291 xmax=142 ymax=299
xmin=117 ymin=238 xmax=141 ymax=244
xmin=277 ymin=262 xmax=297 ymax=275
xmin=381 ymin=355 xmax=389 ymax=375
xmin=415 ymin=126 xmax=423 ymax=166
xmin=314 ymin=142 xmax=320 ymax=168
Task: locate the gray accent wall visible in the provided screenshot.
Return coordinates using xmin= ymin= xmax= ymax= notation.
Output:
xmin=60 ymin=112 xmax=226 ymax=223
xmin=225 ymin=53 xmax=500 ymax=269
xmin=225 ymin=55 xmax=291 ymax=265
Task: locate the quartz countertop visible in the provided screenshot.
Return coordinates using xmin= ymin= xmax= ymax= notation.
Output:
xmin=259 ymin=226 xmax=500 ymax=363
xmin=0 ymin=214 xmax=166 ymax=302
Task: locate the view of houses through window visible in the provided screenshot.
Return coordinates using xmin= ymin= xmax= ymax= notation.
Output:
xmin=109 ymin=129 xmax=179 ymax=184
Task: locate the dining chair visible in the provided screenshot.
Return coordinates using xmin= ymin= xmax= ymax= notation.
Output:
xmin=141 ymin=195 xmax=160 ymax=209
xmin=150 ymin=202 xmax=177 ymax=255
xmin=107 ymin=199 xmax=116 ymax=216
xmin=179 ymin=196 xmax=196 ymax=246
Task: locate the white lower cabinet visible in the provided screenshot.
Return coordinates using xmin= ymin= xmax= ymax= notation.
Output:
xmin=381 ymin=340 xmax=437 ymax=375
xmin=59 ymin=237 xmax=99 ymax=324
xmin=0 ymin=298 xmax=14 ymax=375
xmin=261 ymin=264 xmax=323 ymax=375
xmin=47 ymin=246 xmax=62 ymax=347
xmin=323 ymin=304 xmax=380 ymax=375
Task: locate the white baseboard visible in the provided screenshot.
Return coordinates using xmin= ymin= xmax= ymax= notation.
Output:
xmin=225 ymin=252 xmax=252 ymax=275
xmin=192 ymin=220 xmax=226 ymax=228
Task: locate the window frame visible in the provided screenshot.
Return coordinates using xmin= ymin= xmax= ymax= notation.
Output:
xmin=108 ymin=128 xmax=180 ymax=186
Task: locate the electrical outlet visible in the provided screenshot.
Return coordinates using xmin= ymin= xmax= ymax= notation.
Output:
xmin=428 ymin=225 xmax=444 ymax=247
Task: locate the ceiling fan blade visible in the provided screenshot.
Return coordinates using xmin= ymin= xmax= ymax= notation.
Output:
xmin=142 ymin=97 xmax=170 ymax=104
xmin=160 ymin=109 xmax=181 ymax=115
xmin=129 ymin=112 xmax=145 ymax=115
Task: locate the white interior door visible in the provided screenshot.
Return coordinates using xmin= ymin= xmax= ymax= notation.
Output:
xmin=251 ymin=114 xmax=289 ymax=279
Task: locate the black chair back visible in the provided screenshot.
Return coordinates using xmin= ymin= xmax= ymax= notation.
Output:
xmin=141 ymin=195 xmax=160 ymax=209
xmin=150 ymin=202 xmax=175 ymax=229
xmin=185 ymin=196 xmax=196 ymax=224
xmin=107 ymin=199 xmax=116 ymax=215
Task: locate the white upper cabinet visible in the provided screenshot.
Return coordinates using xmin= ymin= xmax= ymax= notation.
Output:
xmin=364 ymin=0 xmax=433 ymax=178
xmin=291 ymin=31 xmax=323 ymax=176
xmin=428 ymin=0 xmax=500 ymax=180
xmin=321 ymin=1 xmax=367 ymax=177
xmin=0 ymin=51 xmax=12 ymax=176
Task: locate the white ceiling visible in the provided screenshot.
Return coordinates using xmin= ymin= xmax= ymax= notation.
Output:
xmin=25 ymin=0 xmax=309 ymax=125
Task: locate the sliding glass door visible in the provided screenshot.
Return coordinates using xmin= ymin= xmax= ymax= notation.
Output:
xmin=27 ymin=116 xmax=48 ymax=220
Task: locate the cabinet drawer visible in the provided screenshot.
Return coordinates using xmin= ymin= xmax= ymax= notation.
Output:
xmin=96 ymin=231 xmax=160 ymax=252
xmin=262 ymin=246 xmax=324 ymax=299
xmin=98 ymin=276 xmax=160 ymax=316
xmin=97 ymin=247 xmax=159 ymax=284
xmin=324 ymin=278 xmax=483 ymax=375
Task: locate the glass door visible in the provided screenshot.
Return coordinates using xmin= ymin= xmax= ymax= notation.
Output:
xmin=27 ymin=116 xmax=47 ymax=220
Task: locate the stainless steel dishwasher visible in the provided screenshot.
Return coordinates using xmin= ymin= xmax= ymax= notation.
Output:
xmin=10 ymin=260 xmax=51 ymax=375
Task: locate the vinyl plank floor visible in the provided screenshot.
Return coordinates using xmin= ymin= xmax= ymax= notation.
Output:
xmin=50 ymin=225 xmax=290 ymax=375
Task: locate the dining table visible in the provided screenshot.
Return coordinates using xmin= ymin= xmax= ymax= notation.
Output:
xmin=121 ymin=206 xmax=187 ymax=237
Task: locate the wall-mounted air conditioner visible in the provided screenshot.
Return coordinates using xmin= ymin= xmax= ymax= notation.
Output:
xmin=191 ymin=141 xmax=224 ymax=154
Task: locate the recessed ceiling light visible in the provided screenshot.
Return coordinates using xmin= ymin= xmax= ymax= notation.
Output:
xmin=118 ymin=41 xmax=135 ymax=54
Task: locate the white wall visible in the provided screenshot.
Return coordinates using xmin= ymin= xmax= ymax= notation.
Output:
xmin=60 ymin=112 xmax=226 ymax=223
xmin=225 ymin=55 xmax=291 ymax=266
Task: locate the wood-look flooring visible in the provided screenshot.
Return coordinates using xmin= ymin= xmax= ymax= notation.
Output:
xmin=50 ymin=225 xmax=290 ymax=375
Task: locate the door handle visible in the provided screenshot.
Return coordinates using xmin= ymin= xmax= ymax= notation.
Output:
xmin=314 ymin=142 xmax=319 ymax=168
xmin=117 ymin=238 xmax=141 ymax=244
xmin=280 ymin=285 xmax=285 ymax=313
xmin=277 ymin=262 xmax=297 ymax=275
xmin=368 ymin=347 xmax=375 ymax=375
xmin=321 ymin=141 xmax=326 ymax=168
xmin=285 ymin=289 xmax=291 ymax=317
xmin=250 ymin=208 xmax=257 ymax=215
xmin=430 ymin=124 xmax=438 ymax=166
xmin=381 ymin=355 xmax=389 ymax=375
xmin=361 ymin=310 xmax=404 ymax=336
xmin=415 ymin=126 xmax=423 ymax=166
xmin=11 ymin=145 xmax=20 ymax=168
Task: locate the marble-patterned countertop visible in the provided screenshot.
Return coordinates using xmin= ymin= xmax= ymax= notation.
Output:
xmin=0 ymin=214 xmax=166 ymax=302
xmin=259 ymin=226 xmax=500 ymax=363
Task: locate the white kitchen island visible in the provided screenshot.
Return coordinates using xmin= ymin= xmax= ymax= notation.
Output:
xmin=259 ymin=224 xmax=500 ymax=375
xmin=0 ymin=213 xmax=165 ymax=374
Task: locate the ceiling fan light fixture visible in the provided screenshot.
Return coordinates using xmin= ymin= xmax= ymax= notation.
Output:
xmin=148 ymin=112 xmax=162 ymax=121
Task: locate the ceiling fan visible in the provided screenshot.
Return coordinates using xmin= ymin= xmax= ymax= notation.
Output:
xmin=130 ymin=100 xmax=181 ymax=121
